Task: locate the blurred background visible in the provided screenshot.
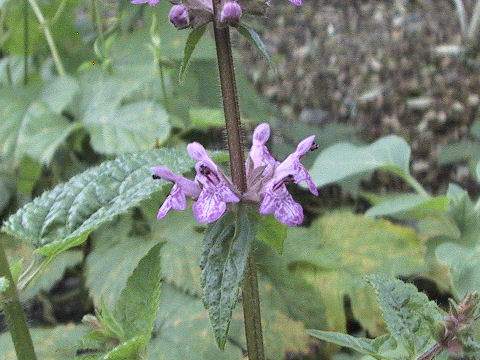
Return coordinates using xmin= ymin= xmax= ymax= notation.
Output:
xmin=1 ymin=0 xmax=480 ymax=359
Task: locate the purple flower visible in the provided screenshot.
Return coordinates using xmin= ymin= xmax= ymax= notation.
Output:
xmin=151 ymin=166 xmax=201 ymax=219
xmin=169 ymin=4 xmax=190 ymax=29
xmin=220 ymin=1 xmax=242 ymax=23
xmin=151 ymin=124 xmax=317 ymax=227
xmin=288 ymin=0 xmax=302 ymax=6
xmin=131 ymin=0 xmax=160 ymax=6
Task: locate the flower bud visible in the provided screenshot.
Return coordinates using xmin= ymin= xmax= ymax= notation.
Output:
xmin=220 ymin=1 xmax=242 ymax=24
xmin=169 ymin=4 xmax=190 ymax=29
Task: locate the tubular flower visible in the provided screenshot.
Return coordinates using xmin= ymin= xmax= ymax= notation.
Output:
xmin=131 ymin=0 xmax=160 ymax=6
xmin=151 ymin=123 xmax=318 ymax=226
xmin=220 ymin=1 xmax=242 ymax=24
xmin=169 ymin=4 xmax=191 ymax=29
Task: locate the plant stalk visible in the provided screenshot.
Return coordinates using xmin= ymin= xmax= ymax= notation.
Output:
xmin=0 ymin=242 xmax=37 ymax=360
xmin=27 ymin=0 xmax=66 ymax=76
xmin=211 ymin=4 xmax=265 ymax=360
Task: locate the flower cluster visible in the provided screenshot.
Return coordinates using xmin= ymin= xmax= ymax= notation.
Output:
xmin=151 ymin=123 xmax=318 ymax=226
xmin=132 ymin=0 xmax=302 ymax=30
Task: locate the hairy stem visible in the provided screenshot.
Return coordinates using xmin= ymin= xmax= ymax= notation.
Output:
xmin=159 ymin=63 xmax=170 ymax=113
xmin=27 ymin=0 xmax=66 ymax=76
xmin=0 ymin=242 xmax=37 ymax=360
xmin=211 ymin=4 xmax=265 ymax=359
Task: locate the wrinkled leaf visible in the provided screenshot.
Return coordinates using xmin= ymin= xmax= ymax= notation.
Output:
xmin=256 ymin=214 xmax=287 ymax=254
xmin=115 ymin=243 xmax=162 ymax=339
xmin=200 ymin=209 xmax=258 ymax=349
xmin=2 ymin=149 xmax=193 ymax=257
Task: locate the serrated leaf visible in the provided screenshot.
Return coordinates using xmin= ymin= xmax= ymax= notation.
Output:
xmin=115 ymin=244 xmax=162 ymax=339
xmin=0 ymin=325 xmax=86 ymax=359
xmin=285 ymin=211 xmax=425 ymax=336
xmin=365 ymin=194 xmax=449 ymax=218
xmin=2 ymin=149 xmax=193 ymax=257
xmin=307 ymin=330 xmax=384 ymax=359
xmin=0 ymin=276 xmax=9 ymax=292
xmin=179 ymin=25 xmax=208 ymax=83
xmin=256 ymin=214 xmax=287 ymax=254
xmin=366 ymin=275 xmax=444 ymax=356
xmin=200 ymin=208 xmax=257 ymax=349
xmin=236 ymin=23 xmax=276 ymax=70
xmin=309 ymin=135 xmax=411 ymax=187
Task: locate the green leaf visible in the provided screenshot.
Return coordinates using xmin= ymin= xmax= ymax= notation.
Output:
xmin=307 ymin=330 xmax=384 ymax=359
xmin=189 ymin=107 xmax=225 ymax=128
xmin=102 ymin=336 xmax=147 ymax=360
xmin=309 ymin=135 xmax=411 ymax=187
xmin=0 ymin=325 xmax=86 ymax=359
xmin=0 ymin=77 xmax=79 ymax=165
xmin=0 ymin=276 xmax=9 ymax=293
xmin=179 ymin=25 xmax=208 ymax=83
xmin=115 ymin=244 xmax=162 ymax=339
xmin=436 ymin=243 xmax=480 ymax=298
xmin=256 ymin=214 xmax=287 ymax=254
xmin=236 ymin=23 xmax=276 ymax=70
xmin=75 ymin=70 xmax=170 ymax=154
xmin=2 ymin=149 xmax=193 ymax=257
xmin=285 ymin=211 xmax=425 ymax=336
xmin=147 ymin=284 xmax=243 ymax=360
xmin=366 ymin=275 xmax=444 ymax=356
xmin=21 ymin=250 xmax=83 ymax=301
xmin=86 ymin=217 xmax=159 ymax=309
xmin=365 ymin=194 xmax=449 ymax=218
xmin=200 ymin=208 xmax=258 ymax=349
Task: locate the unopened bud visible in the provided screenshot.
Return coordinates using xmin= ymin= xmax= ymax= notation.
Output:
xmin=169 ymin=5 xmax=190 ymax=29
xmin=220 ymin=2 xmax=242 ymax=24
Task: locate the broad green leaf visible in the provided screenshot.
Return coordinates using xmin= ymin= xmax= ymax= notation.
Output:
xmin=0 ymin=276 xmax=9 ymax=292
xmin=2 ymin=149 xmax=193 ymax=257
xmin=21 ymin=250 xmax=83 ymax=301
xmin=366 ymin=275 xmax=444 ymax=356
xmin=85 ymin=217 xmax=159 ymax=309
xmin=200 ymin=209 xmax=258 ymax=349
xmin=365 ymin=194 xmax=449 ymax=218
xmin=436 ymin=243 xmax=480 ymax=298
xmin=438 ymin=141 xmax=480 ymax=172
xmin=189 ymin=107 xmax=225 ymax=128
xmin=307 ymin=330 xmax=384 ymax=359
xmin=0 ymin=325 xmax=86 ymax=359
xmin=115 ymin=244 xmax=162 ymax=339
xmin=417 ymin=214 xmax=461 ymax=240
xmin=236 ymin=23 xmax=276 ymax=70
xmin=0 ymin=77 xmax=79 ymax=165
xmin=256 ymin=214 xmax=287 ymax=254
xmin=285 ymin=211 xmax=425 ymax=336
xmin=309 ymin=135 xmax=411 ymax=187
xmin=179 ymin=25 xmax=208 ymax=83
xmin=75 ymin=70 xmax=170 ymax=154
xmin=147 ymin=284 xmax=243 ymax=360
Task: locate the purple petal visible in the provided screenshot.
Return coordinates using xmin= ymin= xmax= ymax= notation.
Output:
xmin=218 ymin=185 xmax=240 ymax=203
xmin=156 ymin=184 xmax=188 ymax=219
xmin=288 ymin=0 xmax=302 ymax=5
xmin=253 ymin=123 xmax=271 ymax=145
xmin=151 ymin=166 xmax=177 ymax=182
xmin=259 ymin=184 xmax=304 ymax=226
xmin=292 ymin=162 xmax=319 ymax=196
xmin=148 ymin=0 xmax=161 ymax=5
xmin=295 ymin=135 xmax=315 ymax=157
xmin=193 ymin=190 xmax=227 ymax=223
xmin=187 ymin=142 xmax=218 ymax=170
xmin=131 ymin=0 xmax=149 ymax=4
